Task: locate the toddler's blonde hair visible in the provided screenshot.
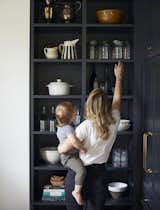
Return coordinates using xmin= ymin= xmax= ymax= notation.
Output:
xmin=55 ymin=101 xmax=76 ymax=126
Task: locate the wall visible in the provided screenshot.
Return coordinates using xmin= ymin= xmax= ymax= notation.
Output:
xmin=0 ymin=0 xmax=29 ymax=210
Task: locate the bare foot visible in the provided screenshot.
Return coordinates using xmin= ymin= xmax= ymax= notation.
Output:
xmin=72 ymin=190 xmax=84 ymax=206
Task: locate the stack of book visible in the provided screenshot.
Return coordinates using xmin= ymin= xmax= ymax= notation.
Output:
xmin=42 ymin=185 xmax=65 ymax=201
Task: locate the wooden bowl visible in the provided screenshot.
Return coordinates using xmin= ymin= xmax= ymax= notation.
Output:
xmin=96 ymin=9 xmax=124 ymax=24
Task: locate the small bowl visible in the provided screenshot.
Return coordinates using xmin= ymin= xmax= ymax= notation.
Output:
xmin=40 ymin=147 xmax=60 ymax=164
xmin=108 ymin=182 xmax=128 ymax=199
xmin=96 ymin=9 xmax=124 ymax=24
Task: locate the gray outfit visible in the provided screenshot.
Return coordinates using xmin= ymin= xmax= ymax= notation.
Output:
xmin=57 ymin=125 xmax=86 ymax=186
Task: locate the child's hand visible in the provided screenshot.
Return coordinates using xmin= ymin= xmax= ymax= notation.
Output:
xmin=80 ymin=147 xmax=87 ymax=154
xmin=114 ymin=61 xmax=124 ymax=81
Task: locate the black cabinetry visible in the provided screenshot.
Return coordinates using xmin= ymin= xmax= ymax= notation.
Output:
xmin=30 ymin=0 xmax=140 ymax=210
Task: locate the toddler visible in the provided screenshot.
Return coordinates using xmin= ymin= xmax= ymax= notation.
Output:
xmin=56 ymin=101 xmax=87 ymax=206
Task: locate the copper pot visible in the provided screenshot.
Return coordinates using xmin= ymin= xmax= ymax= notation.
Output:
xmin=96 ymin=9 xmax=124 ymax=24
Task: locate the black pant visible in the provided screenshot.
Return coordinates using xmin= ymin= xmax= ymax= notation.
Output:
xmin=65 ymin=163 xmax=106 ymax=210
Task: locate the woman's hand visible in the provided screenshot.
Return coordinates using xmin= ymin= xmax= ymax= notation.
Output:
xmin=114 ymin=61 xmax=124 ymax=81
xmin=112 ymin=61 xmax=124 ymax=110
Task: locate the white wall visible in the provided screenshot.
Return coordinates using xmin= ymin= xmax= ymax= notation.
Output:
xmin=0 ymin=0 xmax=29 ymax=210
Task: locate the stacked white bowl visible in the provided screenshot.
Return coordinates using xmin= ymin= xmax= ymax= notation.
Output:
xmin=118 ymin=119 xmax=131 ymax=132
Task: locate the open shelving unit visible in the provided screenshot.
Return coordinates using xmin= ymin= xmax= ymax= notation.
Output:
xmin=30 ymin=0 xmax=140 ymax=210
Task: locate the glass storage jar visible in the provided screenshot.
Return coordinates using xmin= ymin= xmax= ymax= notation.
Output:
xmin=89 ymin=40 xmax=98 ymax=60
xmin=112 ymin=40 xmax=123 ymax=60
xmin=97 ymin=41 xmax=103 ymax=60
xmin=123 ymin=41 xmax=131 ymax=59
xmin=101 ymin=41 xmax=110 ymax=59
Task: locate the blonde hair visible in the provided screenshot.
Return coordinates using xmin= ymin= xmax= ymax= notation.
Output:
xmin=84 ymin=88 xmax=115 ymax=140
xmin=55 ymin=101 xmax=76 ymax=126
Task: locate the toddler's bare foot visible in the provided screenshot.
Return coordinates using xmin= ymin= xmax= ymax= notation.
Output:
xmin=72 ymin=190 xmax=84 ymax=206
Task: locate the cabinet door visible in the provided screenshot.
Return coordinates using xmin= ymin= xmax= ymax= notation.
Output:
xmin=144 ymin=0 xmax=160 ymax=54
xmin=142 ymin=54 xmax=160 ymax=210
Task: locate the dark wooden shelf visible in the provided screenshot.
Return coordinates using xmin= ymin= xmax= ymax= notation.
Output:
xmin=33 ymin=95 xmax=82 ymax=99
xmin=118 ymin=131 xmax=134 ymax=135
xmin=33 ymin=131 xmax=56 ymax=135
xmin=87 ymin=24 xmax=134 ymax=28
xmin=32 ymin=130 xmax=133 ymax=135
xmin=33 ymin=197 xmax=134 ymax=206
xmin=34 ymin=59 xmax=82 ymax=63
xmin=86 ymin=59 xmax=134 ymax=63
xmin=86 ymin=95 xmax=134 ymax=100
xmin=34 ymin=163 xmax=67 ymax=171
xmin=33 ymin=23 xmax=82 ymax=28
xmin=34 ymin=164 xmax=133 ymax=171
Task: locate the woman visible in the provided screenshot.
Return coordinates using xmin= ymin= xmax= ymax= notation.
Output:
xmin=58 ymin=61 xmax=124 ymax=210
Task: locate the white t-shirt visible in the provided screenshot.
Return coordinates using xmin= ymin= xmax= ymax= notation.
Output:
xmin=75 ymin=110 xmax=120 ymax=166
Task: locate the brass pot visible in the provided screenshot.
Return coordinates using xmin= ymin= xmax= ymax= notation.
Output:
xmin=96 ymin=9 xmax=124 ymax=24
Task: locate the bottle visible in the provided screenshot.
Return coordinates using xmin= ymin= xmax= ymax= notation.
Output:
xmin=49 ymin=106 xmax=56 ymax=132
xmin=112 ymin=148 xmax=121 ymax=168
xmin=93 ymin=77 xmax=99 ymax=89
xmin=121 ymin=149 xmax=128 ymax=168
xmin=40 ymin=106 xmax=48 ymax=132
xmin=104 ymin=65 xmax=112 ymax=94
xmin=73 ymin=109 xmax=81 ymax=126
xmin=89 ymin=64 xmax=97 ymax=92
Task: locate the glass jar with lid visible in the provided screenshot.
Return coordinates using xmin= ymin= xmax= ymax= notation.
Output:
xmin=123 ymin=41 xmax=131 ymax=60
xmin=88 ymin=40 xmax=98 ymax=60
xmin=97 ymin=41 xmax=103 ymax=60
xmin=112 ymin=40 xmax=123 ymax=60
xmin=101 ymin=41 xmax=110 ymax=60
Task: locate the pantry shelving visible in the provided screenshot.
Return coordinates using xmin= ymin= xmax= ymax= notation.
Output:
xmin=33 ymin=196 xmax=134 ymax=206
xmin=30 ymin=0 xmax=140 ymax=210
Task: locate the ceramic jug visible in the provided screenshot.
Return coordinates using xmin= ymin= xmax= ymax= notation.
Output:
xmin=59 ymin=39 xmax=79 ymax=60
xmin=44 ymin=46 xmax=59 ymax=59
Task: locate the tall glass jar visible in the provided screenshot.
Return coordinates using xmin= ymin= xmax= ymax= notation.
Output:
xmin=89 ymin=40 xmax=98 ymax=60
xmin=97 ymin=41 xmax=103 ymax=60
xmin=123 ymin=41 xmax=131 ymax=60
xmin=101 ymin=41 xmax=110 ymax=59
xmin=112 ymin=40 xmax=123 ymax=60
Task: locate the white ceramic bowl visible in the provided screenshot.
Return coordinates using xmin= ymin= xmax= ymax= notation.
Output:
xmin=108 ymin=182 xmax=128 ymax=193
xmin=118 ymin=119 xmax=131 ymax=131
xmin=40 ymin=147 xmax=60 ymax=164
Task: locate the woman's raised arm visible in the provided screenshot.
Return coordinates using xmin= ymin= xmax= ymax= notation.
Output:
xmin=112 ymin=61 xmax=124 ymax=110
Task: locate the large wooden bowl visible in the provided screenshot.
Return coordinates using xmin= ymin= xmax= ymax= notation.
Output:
xmin=96 ymin=9 xmax=124 ymax=24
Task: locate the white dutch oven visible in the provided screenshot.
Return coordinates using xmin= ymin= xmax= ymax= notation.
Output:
xmin=46 ymin=79 xmax=72 ymax=95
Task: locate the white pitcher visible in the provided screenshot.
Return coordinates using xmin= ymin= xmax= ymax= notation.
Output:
xmin=59 ymin=39 xmax=79 ymax=60
xmin=44 ymin=46 xmax=59 ymax=59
